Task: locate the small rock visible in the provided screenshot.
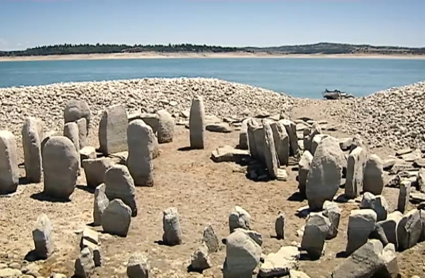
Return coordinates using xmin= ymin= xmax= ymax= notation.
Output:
xmin=189 ymin=243 xmax=211 ymax=272
xmin=289 ymin=270 xmax=311 ymax=278
xmin=162 ymin=207 xmax=182 ymax=246
xmin=323 ymin=201 xmax=341 ymax=239
xmin=229 ymin=206 xmax=251 ymax=233
xmin=102 ymin=199 xmax=132 ymax=237
xmin=202 ymin=224 xmax=219 ymax=253
xmin=300 ymin=212 xmax=330 ymax=259
xmin=127 ymin=253 xmax=150 ymax=278
xmin=259 ymin=246 xmax=300 ymax=277
xmin=360 ymin=192 xmax=388 ymax=221
xmin=346 ymin=209 xmax=377 ymax=255
xmin=74 ymin=247 xmax=95 ymax=278
xmin=275 ymin=212 xmax=285 ymax=240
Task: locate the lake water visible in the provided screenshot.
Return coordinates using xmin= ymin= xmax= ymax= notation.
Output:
xmin=1 ymin=58 xmax=424 ymax=98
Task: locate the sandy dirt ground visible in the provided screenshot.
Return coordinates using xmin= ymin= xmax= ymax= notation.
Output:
xmin=1 ymin=52 xmax=424 ymax=62
xmin=0 ymin=101 xmax=424 ymax=278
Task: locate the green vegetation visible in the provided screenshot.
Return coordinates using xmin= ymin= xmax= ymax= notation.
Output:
xmin=1 ymin=42 xmax=424 ymax=57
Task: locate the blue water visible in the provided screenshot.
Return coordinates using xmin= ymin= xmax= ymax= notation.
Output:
xmin=1 ymin=58 xmax=424 ymax=98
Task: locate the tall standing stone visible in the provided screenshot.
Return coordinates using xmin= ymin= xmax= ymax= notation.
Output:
xmin=239 ymin=118 xmax=249 ymax=150
xmin=306 ymin=136 xmax=344 ymax=210
xmin=311 ymin=134 xmax=328 ymax=155
xmin=0 ymin=131 xmax=19 ymax=194
xmin=363 ymin=154 xmax=384 ymax=195
xmin=102 ymin=199 xmax=132 ymax=237
xmin=64 ymin=99 xmax=91 ymax=134
xmin=263 ymin=121 xmax=279 ymax=179
xmin=397 ymin=180 xmax=411 ymax=213
xmin=189 ymin=96 xmax=205 ymax=149
xmin=162 ymin=207 xmax=182 ymax=246
xmin=127 ymin=120 xmax=154 ymax=187
xmin=279 ymin=119 xmax=298 ymax=156
xmin=76 ymin=118 xmax=88 ymax=148
xmin=247 ymin=118 xmax=260 ymax=159
xmin=93 ymin=183 xmax=109 ymax=226
xmin=304 ymin=123 xmax=321 ymax=154
xmin=98 ymin=104 xmax=128 ymax=155
xmin=298 ymin=150 xmax=313 ymax=196
xmin=397 ymin=209 xmax=422 ymax=251
xmin=104 ymin=164 xmax=138 ymax=216
xmin=42 ymin=136 xmax=79 ymax=199
xmin=345 ymin=146 xmax=366 ymax=199
xmin=301 ymin=212 xmax=330 ymax=259
xmin=346 ymin=209 xmax=377 ymax=255
xmin=22 ymin=117 xmax=43 ymax=183
xmin=275 ymin=212 xmax=285 ymax=240
xmin=270 ymin=121 xmax=289 ymax=166
xmin=157 ymin=109 xmax=174 ymax=143
xmin=32 ymin=214 xmax=54 ymax=259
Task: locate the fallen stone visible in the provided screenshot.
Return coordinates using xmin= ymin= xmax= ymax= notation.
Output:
xmin=22 ymin=117 xmax=43 ymax=183
xmin=397 ymin=180 xmax=411 ymax=213
xmin=0 ymin=131 xmax=19 ymax=194
xmin=79 ymin=146 xmax=96 ymax=163
xmin=263 ymin=121 xmax=279 ymax=179
xmin=0 ymin=268 xmax=22 ymax=277
xmin=229 ymin=206 xmax=252 ymax=233
xmin=410 ymin=192 xmax=425 ymax=203
xmin=202 ymin=224 xmax=219 ymax=253
xmin=270 ymin=121 xmax=289 ymax=166
xmin=189 ymin=96 xmax=205 ymax=149
xmin=127 ymin=253 xmax=150 ymax=278
xmin=377 ymin=211 xmax=403 ymax=249
xmin=323 ymin=201 xmax=341 ymax=239
xmin=102 ymin=199 xmax=132 ymax=237
xmin=93 ymin=183 xmax=109 ymax=226
xmin=389 ymin=162 xmax=415 ymax=175
xmin=32 ymin=214 xmax=54 ymax=259
xmin=360 ymin=193 xmax=389 ymax=221
xmin=396 ymin=148 xmax=412 ymax=156
xmin=382 ymin=159 xmax=396 ymax=171
xmin=397 ymin=209 xmax=421 ymax=251
xmin=345 ymin=147 xmax=367 ymax=199
xmin=417 ymin=168 xmax=425 ymax=192
xmin=189 ymin=243 xmax=211 ymax=272
xmin=211 ymin=145 xmax=250 ymax=163
xmin=253 ymin=124 xmax=266 ymax=164
xmin=275 ymin=212 xmax=285 ymax=240
xmin=259 ymin=246 xmax=300 ymax=278
xmin=346 ymin=209 xmax=377 ymax=256
xmin=82 ymin=158 xmax=114 ymax=189
xmin=247 ymin=118 xmax=261 ymax=159
xmin=74 ymin=247 xmax=95 ymax=278
xmin=301 ymin=212 xmax=330 ymax=259
xmin=162 ymin=207 xmax=182 ymax=246
xmin=98 ymin=104 xmax=128 ymax=155
xmin=370 ymin=223 xmax=389 ymax=246
xmin=157 ymin=109 xmax=174 ymax=143
xmin=298 ymin=150 xmax=313 ymax=196
xmin=234 ymin=228 xmax=263 ymax=246
xmin=76 ymin=118 xmax=88 ymax=148
xmin=363 ymin=154 xmax=385 ymax=195
xmin=206 ymin=123 xmax=232 ymax=133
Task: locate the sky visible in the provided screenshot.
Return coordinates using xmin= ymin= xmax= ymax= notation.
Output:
xmin=0 ymin=0 xmax=424 ymax=51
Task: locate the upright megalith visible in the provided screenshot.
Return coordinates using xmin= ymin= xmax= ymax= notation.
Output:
xmin=239 ymin=118 xmax=249 ymax=150
xmin=345 ymin=146 xmax=366 ymax=199
xmin=279 ymin=119 xmax=298 ymax=156
xmin=298 ymin=150 xmax=313 ymax=196
xmin=104 ymin=164 xmax=138 ymax=216
xmin=32 ymin=214 xmax=54 ymax=259
xmin=306 ymin=136 xmax=344 ymax=210
xmin=346 ymin=209 xmax=377 ymax=255
xmin=263 ymin=121 xmax=279 ymax=179
xmin=301 ymin=212 xmax=330 ymax=259
xmin=304 ymin=122 xmax=321 ymax=154
xmin=377 ymin=211 xmax=403 ymax=248
xmin=157 ymin=109 xmax=174 ymax=143
xmin=189 ymin=96 xmax=205 ymax=149
xmin=76 ymin=118 xmax=88 ymax=148
xmin=0 ymin=130 xmax=19 ymax=194
xmin=42 ymin=136 xmax=79 ymax=199
xmin=22 ymin=117 xmax=44 ymax=183
xmin=363 ymin=154 xmax=384 ymax=195
xmin=98 ymin=104 xmax=128 ymax=155
xmin=74 ymin=247 xmax=95 ymax=278
xmin=323 ymin=201 xmax=341 ymax=239
xmin=64 ymin=99 xmax=91 ymax=134
xmin=127 ymin=120 xmax=154 ymax=186
xmin=229 ymin=206 xmax=252 ymax=233
xmin=93 ymin=183 xmax=109 ymax=226
xmin=102 ymin=199 xmax=132 ymax=237
xmin=202 ymin=224 xmax=219 ymax=253
xmin=270 ymin=121 xmax=289 ymax=166
xmin=162 ymin=207 xmax=182 ymax=246
xmin=397 ymin=209 xmax=421 ymax=251
xmin=275 ymin=212 xmax=285 ymax=240
xmin=247 ymin=118 xmax=260 ymax=159
xmin=360 ymin=193 xmax=388 ymax=221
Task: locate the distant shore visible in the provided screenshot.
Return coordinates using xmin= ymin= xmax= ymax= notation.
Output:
xmin=1 ymin=52 xmax=425 ymax=62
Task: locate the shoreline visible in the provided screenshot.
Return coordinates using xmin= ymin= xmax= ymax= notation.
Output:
xmin=1 ymin=52 xmax=425 ymax=62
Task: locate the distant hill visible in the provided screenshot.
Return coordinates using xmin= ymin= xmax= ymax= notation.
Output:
xmin=1 ymin=42 xmax=424 ymax=56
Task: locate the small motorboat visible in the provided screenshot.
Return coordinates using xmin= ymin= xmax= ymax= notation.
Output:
xmin=322 ymin=89 xmax=354 ymax=100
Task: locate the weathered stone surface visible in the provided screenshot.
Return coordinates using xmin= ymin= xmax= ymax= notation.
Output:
xmin=306 ymin=136 xmax=344 ymax=210
xmin=127 ymin=253 xmax=150 ymax=278
xmin=377 ymin=211 xmax=403 ymax=249
xmin=206 ymin=123 xmax=232 ymax=133
xmin=64 ymin=99 xmax=91 ymax=134
xmin=229 ymin=206 xmax=252 ymax=233
xmin=298 ymin=150 xmax=313 ymax=196
xmin=0 ymin=131 xmax=19 ymax=194
xmin=247 ymin=118 xmax=260 ymax=159
xmin=275 ymin=212 xmax=285 ymax=240
xmin=93 ymin=183 xmax=109 ymax=226
xmin=42 ymin=136 xmax=79 ymax=199
xmin=81 ymin=239 xmax=102 ymax=267
xmin=202 ymin=224 xmax=219 ymax=253
xmin=74 ymin=247 xmax=95 ymax=278
xmin=259 ymin=246 xmax=300 ymax=278
xmin=304 ymin=122 xmax=321 ymax=154
xmin=32 ymin=214 xmax=54 ymax=259
xmin=263 ymin=121 xmax=279 ymax=179
xmin=290 ymin=270 xmax=311 ymax=278
xmin=345 ymin=147 xmax=366 ymax=199
xmin=417 ymin=168 xmax=425 ymax=193
xmin=323 ymin=201 xmax=341 ymax=239
xmin=79 ymin=146 xmax=96 ymax=163
xmin=332 ymin=239 xmax=384 ymax=278
xmin=157 ymin=109 xmax=174 ymax=143
xmin=82 ymin=158 xmax=114 ymax=188
xmin=102 ymin=199 xmax=132 ymax=237
xmin=382 ymin=158 xmax=396 ymax=171
xmin=223 ymin=230 xmax=261 ymax=278
xmin=234 ymin=228 xmax=263 ymax=246
xmin=373 ymin=243 xmax=399 ymax=278
xmin=360 ymin=193 xmax=389 ymax=221
xmin=98 ymin=104 xmax=128 ymax=155
xmin=279 ymin=119 xmax=298 ymax=156
xmin=189 ymin=96 xmax=205 ymax=149
xmin=127 ymin=120 xmax=155 ymax=186
xmin=364 ymin=154 xmax=384 ymax=195
xmin=162 ymin=207 xmax=182 ymax=246
xmin=76 ymin=118 xmax=88 ymax=148
xmin=104 ymin=164 xmax=138 ymax=216
xmin=239 ymin=118 xmax=249 ymax=149
xmin=301 ymin=212 xmax=330 ymax=259
xmin=270 ymin=121 xmax=289 ymax=166
xmin=22 ymin=117 xmax=43 ymax=183
xmin=397 ymin=209 xmax=421 ymax=251
xmin=189 ymin=243 xmax=211 ymax=272
xmin=397 ymin=180 xmax=411 ymax=213
xmin=211 ymin=145 xmax=250 ymax=163
xmin=346 ymin=209 xmax=377 ymax=255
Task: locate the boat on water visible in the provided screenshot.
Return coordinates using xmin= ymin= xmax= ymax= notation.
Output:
xmin=322 ymin=89 xmax=354 ymax=100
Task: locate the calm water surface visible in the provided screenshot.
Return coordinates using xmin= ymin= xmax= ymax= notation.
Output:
xmin=1 ymin=58 xmax=424 ymax=98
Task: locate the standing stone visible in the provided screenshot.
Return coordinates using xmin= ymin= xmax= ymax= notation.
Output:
xmin=375 ymin=243 xmax=399 ymax=278
xmin=76 ymin=118 xmax=88 ymax=148
xmin=93 ymin=183 xmax=109 ymax=226
xmin=22 ymin=117 xmax=43 ymax=183
xmin=346 ymin=209 xmax=377 ymax=255
xmin=104 ymin=165 xmax=138 ymax=216
xmin=270 ymin=121 xmax=289 ymax=166
xmin=189 ymin=96 xmax=205 ymax=149
xmin=127 ymin=120 xmax=154 ymax=187
xmin=323 ymin=201 xmax=341 ymax=239
xmin=79 ymin=146 xmax=96 ymax=163
xmin=0 ymin=131 xmax=19 ymax=194
xmin=139 ymin=113 xmax=160 ymax=133
xmin=363 ymin=154 xmax=384 ymax=195
xmin=202 ymin=224 xmax=219 ymax=253
xmin=306 ymin=136 xmax=344 ymax=210
xmin=74 ymin=247 xmax=95 ymax=278
xmin=64 ymin=122 xmax=81 ymax=170
xmin=32 ymin=214 xmax=54 ymax=259
xmin=417 ymin=168 xmax=425 ymax=193
xmin=275 ymin=212 xmax=285 ymax=240
xmin=298 ymin=150 xmax=313 ymax=196
xmin=279 ymin=119 xmax=298 ymax=156
xmin=189 ymin=243 xmax=212 ymax=272
xmin=82 ymin=158 xmax=114 ymax=188
xmin=247 ymin=119 xmax=260 ymax=159
xmin=397 ymin=180 xmax=411 ymax=213
xmin=223 ymin=230 xmax=261 ymax=278
xmin=162 ymin=207 xmax=182 ymax=246
xmin=239 ymin=119 xmax=249 ymax=150
xmin=229 ymin=206 xmax=252 ymax=233
xmin=42 ymin=136 xmax=79 ymax=199
xmin=345 ymin=147 xmax=366 ymax=199
xmin=101 ymin=199 xmax=132 ymax=237
xmin=152 ymin=135 xmax=160 ymax=159
xmin=397 ymin=209 xmax=421 ymax=251
xmin=98 ymin=104 xmax=128 ymax=155
xmin=304 ymin=122 xmax=321 ymax=154
xmin=301 ymin=212 xmax=330 ymax=259
xmin=360 ymin=193 xmax=389 ymax=221
xmin=263 ymin=121 xmax=279 ymax=179
xmin=127 ymin=253 xmax=150 ymax=278
xmin=157 ymin=109 xmax=174 ymax=143
xmin=377 ymin=211 xmax=403 ymax=249
xmin=64 ymin=99 xmax=91 ymax=134
xmin=311 ymin=134 xmax=328 ymax=155
xmin=253 ymin=124 xmax=266 ymax=164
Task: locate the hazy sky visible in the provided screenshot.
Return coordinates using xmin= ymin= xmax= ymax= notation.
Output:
xmin=0 ymin=0 xmax=424 ymax=50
